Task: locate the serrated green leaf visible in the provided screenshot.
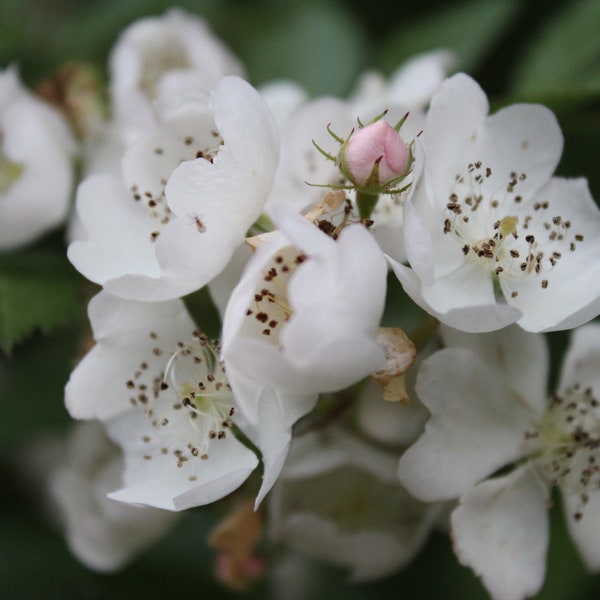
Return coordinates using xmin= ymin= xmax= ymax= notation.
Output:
xmin=377 ymin=0 xmax=519 ymax=74
xmin=0 ymin=251 xmax=82 ymax=354
xmin=512 ymin=0 xmax=600 ymax=99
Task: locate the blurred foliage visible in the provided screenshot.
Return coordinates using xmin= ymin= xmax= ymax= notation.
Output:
xmin=0 ymin=244 xmax=82 ymax=354
xmin=511 ymin=0 xmax=600 ymax=100
xmin=0 ymin=0 xmax=599 ymax=598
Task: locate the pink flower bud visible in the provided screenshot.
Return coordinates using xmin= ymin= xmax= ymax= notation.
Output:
xmin=340 ymin=120 xmax=409 ymax=188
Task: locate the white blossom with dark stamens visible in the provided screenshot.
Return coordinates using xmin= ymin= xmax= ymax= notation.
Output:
xmin=109 ymin=8 xmax=244 ymax=141
xmin=66 ymin=292 xmax=293 ymax=511
xmin=68 ymin=76 xmax=279 ymax=301
xmin=390 ymin=73 xmax=600 ymax=333
xmin=221 ymin=204 xmax=387 ymax=424
xmin=398 ymin=323 xmax=600 ymax=600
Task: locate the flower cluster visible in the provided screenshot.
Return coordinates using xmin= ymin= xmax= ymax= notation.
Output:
xmin=5 ymin=8 xmax=600 ymax=599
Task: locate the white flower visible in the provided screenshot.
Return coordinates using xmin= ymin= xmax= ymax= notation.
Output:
xmin=389 ymin=73 xmax=600 ymax=333
xmin=398 ymin=323 xmax=600 ymax=600
xmin=262 ymin=64 xmax=435 ymax=260
xmin=109 ymin=8 xmax=244 ymax=140
xmin=221 ymin=204 xmax=387 ymax=423
xmin=270 ymin=424 xmax=442 ymax=581
xmin=49 ymin=422 xmax=178 ymax=572
xmin=68 ymin=76 xmax=279 ymax=301
xmin=0 ymin=67 xmax=75 ymax=249
xmin=348 ymin=49 xmax=455 ymax=114
xmin=65 ymin=292 xmax=293 ymax=510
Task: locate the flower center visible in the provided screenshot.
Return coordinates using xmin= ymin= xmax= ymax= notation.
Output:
xmin=242 ymin=246 xmax=307 ymax=345
xmin=442 ymin=161 xmax=585 ymax=298
xmin=125 ymin=332 xmax=235 ymax=479
xmin=140 ymin=42 xmax=190 ymax=99
xmin=524 ymin=384 xmax=600 ymax=519
xmin=0 ymin=145 xmax=24 ymax=193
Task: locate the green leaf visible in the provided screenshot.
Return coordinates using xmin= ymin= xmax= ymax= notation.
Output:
xmin=183 ymin=286 xmax=222 ymax=340
xmin=0 ymin=250 xmax=82 ymax=354
xmin=52 ymin=0 xmax=228 ymax=68
xmin=377 ymin=0 xmax=520 ymax=74
xmin=226 ymin=1 xmax=368 ymax=96
xmin=511 ymin=0 xmax=600 ymax=99
xmin=0 ymin=322 xmax=84 ymax=450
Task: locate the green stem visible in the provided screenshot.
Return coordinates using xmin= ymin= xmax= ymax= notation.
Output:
xmin=355 ymin=190 xmax=379 ymax=220
xmin=410 ymin=315 xmax=440 ymax=352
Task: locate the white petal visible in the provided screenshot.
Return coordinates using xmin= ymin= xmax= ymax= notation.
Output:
xmin=558 ymin=322 xmax=600 ymax=393
xmin=226 ymin=336 xmax=384 ymax=395
xmin=221 ymin=232 xmax=290 ymax=359
xmin=250 ymin=389 xmax=316 ymax=508
xmin=422 ymin=74 xmax=490 ymax=201
xmin=388 ymin=256 xmax=522 ymax=333
xmin=68 ymin=175 xmax=160 ymax=286
xmin=272 ymin=428 xmax=442 ymax=581
xmin=421 ymin=261 xmax=496 ymax=313
xmin=65 ymin=291 xmax=195 ymax=420
xmin=208 ymin=243 xmax=253 ymax=319
xmin=398 ymin=348 xmax=532 ymax=501
xmin=473 ymin=103 xmax=562 ymax=202
xmin=356 ymin=379 xmax=430 ymax=447
xmin=106 ymin=409 xmax=258 ymax=511
xmin=440 ymin=324 xmax=549 ymax=416
xmin=424 ymin=74 xmax=562 ymax=205
xmin=268 ymin=97 xmax=353 ymax=211
xmin=386 ymin=50 xmax=455 ymax=109
xmin=505 ymin=178 xmax=600 ymax=332
xmin=0 ymin=90 xmax=74 ymax=249
xmin=563 ymin=490 xmax=600 ymax=571
xmin=49 ymin=422 xmax=177 ymax=572
xmin=223 ymin=207 xmax=387 ymax=396
xmin=258 ymin=80 xmax=308 ymax=126
xmin=281 ymin=221 xmax=386 ymax=365
xmin=402 ymin=195 xmax=437 ymax=286
xmin=109 ymin=8 xmax=244 ymax=136
xmin=166 ymin=76 xmax=278 ymax=217
xmin=451 ymin=466 xmax=549 ymax=600
xmin=278 ymin=513 xmax=421 ymax=581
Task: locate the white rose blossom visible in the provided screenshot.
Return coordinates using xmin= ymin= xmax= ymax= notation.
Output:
xmin=389 ymin=73 xmax=600 ymax=333
xmin=65 ymin=292 xmax=295 ymax=510
xmin=0 ymin=67 xmax=75 ymax=249
xmin=109 ymin=8 xmax=245 ymax=139
xmin=398 ymin=322 xmax=600 ymax=600
xmin=221 ymin=204 xmax=387 ymax=424
xmin=68 ymin=76 xmax=279 ymax=301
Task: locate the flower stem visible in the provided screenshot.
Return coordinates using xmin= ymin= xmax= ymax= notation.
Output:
xmin=410 ymin=315 xmax=440 ymax=352
xmin=355 ymin=190 xmax=379 ymax=220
